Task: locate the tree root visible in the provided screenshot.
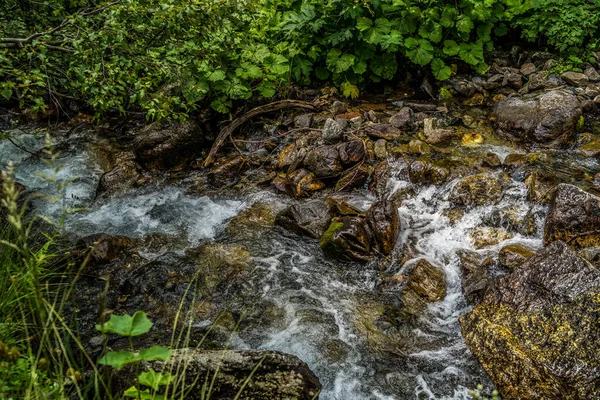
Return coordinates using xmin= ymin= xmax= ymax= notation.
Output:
xmin=203 ymin=100 xmax=316 ymax=168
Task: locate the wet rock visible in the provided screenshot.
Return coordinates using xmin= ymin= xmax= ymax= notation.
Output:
xmin=459 ymin=250 xmax=495 ymax=306
xmin=294 ymin=113 xmax=313 ymax=129
xmin=450 ymin=173 xmax=503 ymax=207
xmin=423 ymin=118 xmax=455 ymax=145
xmin=97 ymin=153 xmax=139 ymax=197
xmin=461 ymin=132 xmax=483 ymax=147
xmin=331 ymin=100 xmax=348 ymax=115
xmin=408 ymin=158 xmax=450 ymax=186
xmin=320 ymin=217 xmax=371 ymax=263
xmin=226 ymin=202 xmax=277 ymax=238
xmin=544 ymin=183 xmax=600 ymax=248
xmin=579 ymin=141 xmax=600 ymax=157
xmin=450 ymin=79 xmax=477 ymax=97
xmin=285 ymin=169 xmax=325 ymax=198
xmin=304 ymin=145 xmax=342 ymax=178
xmin=335 ymin=164 xmax=372 ymax=191
xmin=74 ymin=233 xmax=134 ymax=266
xmin=484 ymin=206 xmax=536 ymax=236
xmin=561 ymin=71 xmax=589 ymax=87
xmin=503 ymin=73 xmax=523 ymax=89
xmin=207 ymin=156 xmax=244 ymax=188
xmin=186 ymin=243 xmax=250 ymax=294
xmin=443 ymin=208 xmax=465 ymax=224
xmin=526 ymin=72 xmax=547 ymax=92
xmin=322 ymin=118 xmax=344 ymax=144
xmin=373 ymin=139 xmax=388 ymax=159
xmin=133 ymin=120 xmax=204 ymax=171
xmin=326 ymin=196 xmax=364 ymax=216
xmin=481 ymin=153 xmax=501 ymax=168
xmin=369 ymin=161 xmax=391 ymax=199
xmin=115 ymin=348 xmax=321 ymax=400
xmin=365 ymin=124 xmax=402 ymax=140
xmin=407 ymin=140 xmax=431 ymax=155
xmin=499 ymin=243 xmax=535 ymax=271
xmin=389 ymin=108 xmax=413 ymax=128
xmin=470 ymin=227 xmax=513 ymax=249
xmin=585 ymin=66 xmax=600 ymax=83
xmin=460 ymin=241 xmax=600 ymax=399
xmin=407 ymin=259 xmax=446 ymax=302
xmin=337 ymin=140 xmax=365 ymax=165
xmin=275 ymin=199 xmax=331 ymax=239
xmin=525 ymin=170 xmax=558 ymax=203
xmin=365 ymin=200 xmax=399 ymax=255
xmin=492 ymin=89 xmax=582 ymax=147
xmin=503 ymin=153 xmax=527 ymax=168
xmin=520 ymin=62 xmax=537 ymax=76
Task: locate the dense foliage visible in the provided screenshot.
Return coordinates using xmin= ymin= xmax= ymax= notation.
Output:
xmin=0 ymin=0 xmax=599 ymax=118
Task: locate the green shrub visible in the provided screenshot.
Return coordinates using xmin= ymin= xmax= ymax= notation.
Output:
xmin=515 ymin=0 xmax=600 ymax=53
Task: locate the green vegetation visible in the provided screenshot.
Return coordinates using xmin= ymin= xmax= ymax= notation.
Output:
xmin=1 ymin=0 xmax=599 ymax=118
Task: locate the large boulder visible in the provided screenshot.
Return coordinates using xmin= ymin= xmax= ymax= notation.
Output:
xmin=320 ymin=217 xmax=371 ymax=262
xmin=133 ymin=120 xmax=204 ymax=171
xmin=114 ymin=349 xmax=321 ymax=400
xmin=460 ymin=241 xmax=600 ymax=399
xmin=275 ymin=200 xmax=331 ymax=239
xmin=492 ymin=89 xmax=582 ymax=147
xmin=544 ymin=183 xmax=600 ymax=248
xmin=365 ymin=200 xmax=399 ymax=255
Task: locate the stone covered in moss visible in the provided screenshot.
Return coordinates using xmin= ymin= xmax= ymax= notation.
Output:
xmin=460 ymin=241 xmax=600 ymax=399
xmin=470 ymin=227 xmax=513 ymax=249
xmin=319 ymin=217 xmax=371 ymax=263
xmin=499 ymin=243 xmax=535 ymax=271
xmin=407 ymin=259 xmax=446 ymax=302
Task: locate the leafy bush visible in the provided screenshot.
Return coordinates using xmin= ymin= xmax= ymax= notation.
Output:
xmin=515 ymin=0 xmax=600 ymax=53
xmin=1 ymin=0 xmax=598 ymax=118
xmin=0 ymin=0 xmax=290 ymax=118
xmin=272 ymin=0 xmax=531 ymax=96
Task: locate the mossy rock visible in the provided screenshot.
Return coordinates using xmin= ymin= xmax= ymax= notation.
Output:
xmin=450 ymin=173 xmax=503 ymax=207
xmin=319 ymin=217 xmax=371 ymax=263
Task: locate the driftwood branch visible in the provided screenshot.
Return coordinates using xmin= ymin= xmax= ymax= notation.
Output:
xmin=203 ymin=100 xmax=316 ymax=168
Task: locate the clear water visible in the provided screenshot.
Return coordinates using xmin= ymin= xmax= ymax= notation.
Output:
xmin=0 ymin=128 xmax=549 ymax=399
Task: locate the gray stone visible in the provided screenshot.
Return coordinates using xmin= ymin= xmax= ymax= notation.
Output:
xmin=275 ymin=199 xmax=331 ymax=239
xmin=520 ymin=62 xmax=537 ymax=76
xmin=492 ymin=89 xmax=582 ymax=147
xmin=388 ymin=107 xmax=413 ymax=128
xmin=585 ymin=66 xmax=600 ymax=83
xmin=322 ymin=118 xmax=344 ymax=144
xmin=561 ymin=71 xmax=589 ymax=87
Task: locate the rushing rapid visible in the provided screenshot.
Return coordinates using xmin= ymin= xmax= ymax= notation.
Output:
xmin=0 ymin=125 xmax=550 ymax=399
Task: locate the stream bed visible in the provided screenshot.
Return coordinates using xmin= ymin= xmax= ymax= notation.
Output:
xmin=1 ymin=115 xmax=597 ymax=399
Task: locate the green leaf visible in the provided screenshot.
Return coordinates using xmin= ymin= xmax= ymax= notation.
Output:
xmin=428 ymin=23 xmax=443 ymax=43
xmin=257 ymin=81 xmax=277 ymax=98
xmin=494 ymin=23 xmax=508 ymax=36
xmin=371 ymin=53 xmax=397 ymax=80
xmin=0 ymin=85 xmax=12 ymax=100
xmin=352 ymin=60 xmax=368 ymax=74
xmin=138 ymin=369 xmax=175 ymax=390
xmin=431 ymin=59 xmax=452 ymax=80
xmin=341 ymin=82 xmax=359 ymax=99
xmin=207 ymin=70 xmax=226 ymax=82
xmin=95 ymin=311 xmax=153 ymax=337
xmin=380 ymin=30 xmax=403 ymax=49
xmin=236 ymin=63 xmax=262 ymax=79
xmin=326 ymin=49 xmax=355 ymax=73
xmin=406 ymin=39 xmax=433 ymax=66
xmin=98 ymin=351 xmax=138 ymax=370
xmin=456 ymin=15 xmax=474 ymax=34
xmin=440 ymin=6 xmax=457 ymax=28
xmin=139 ymin=346 xmax=172 ymax=362
xmin=458 ymin=42 xmax=484 ymax=65
xmin=315 ymin=66 xmax=330 ymax=80
xmin=265 ymin=54 xmax=289 ymax=75
xmin=443 ymin=40 xmax=460 ymax=56
xmin=356 ymin=18 xmax=373 ymax=32
xmin=124 ymin=386 xmax=165 ymax=400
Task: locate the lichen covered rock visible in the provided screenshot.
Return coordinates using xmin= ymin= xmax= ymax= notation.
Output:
xmin=450 ymin=173 xmax=503 ymax=207
xmin=460 ymin=241 xmax=600 ymax=399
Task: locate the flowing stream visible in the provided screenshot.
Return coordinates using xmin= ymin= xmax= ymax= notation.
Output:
xmin=0 ymin=124 xmax=556 ymax=399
